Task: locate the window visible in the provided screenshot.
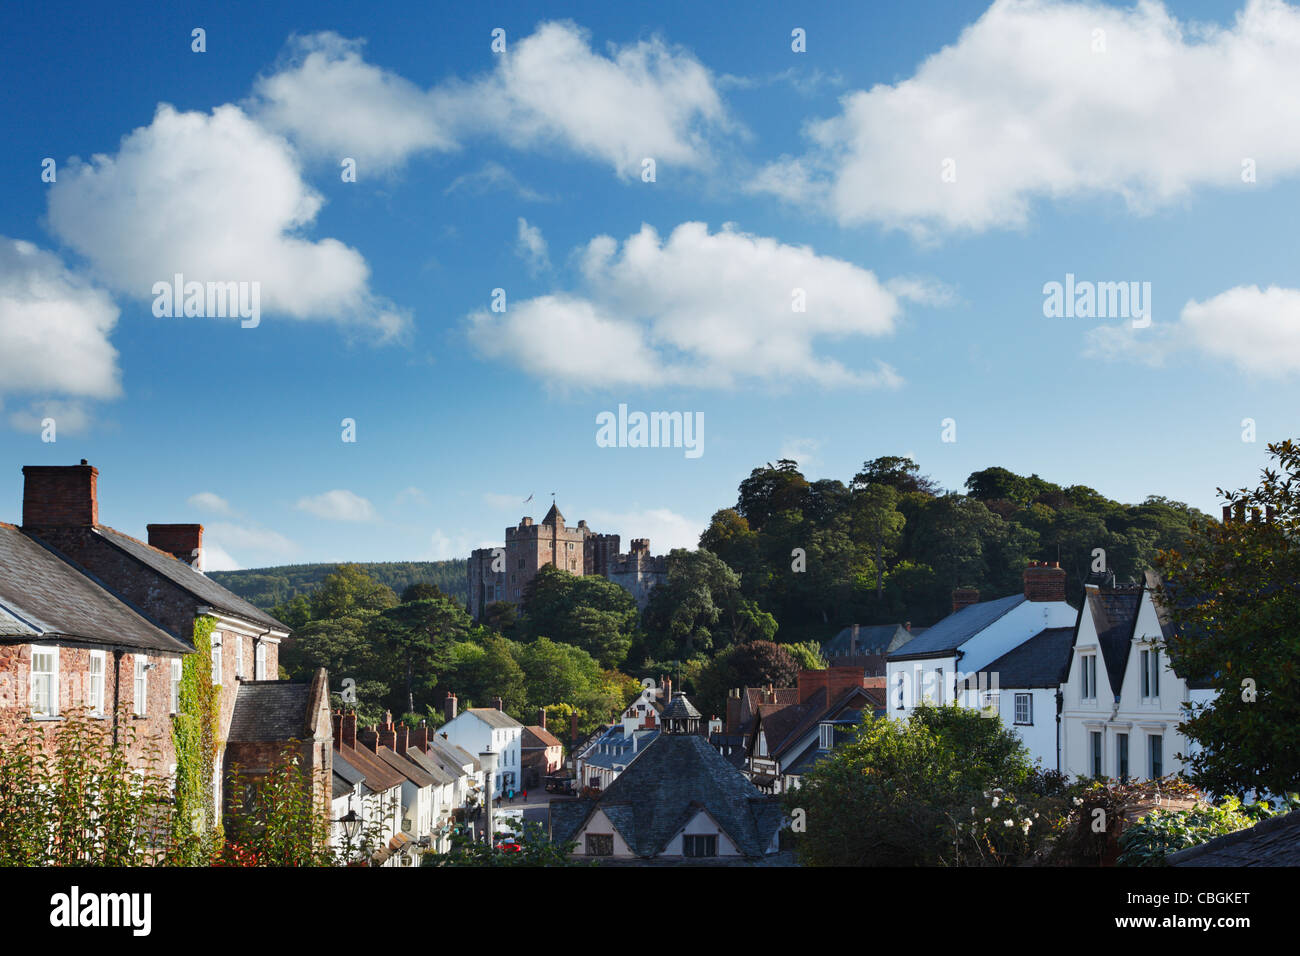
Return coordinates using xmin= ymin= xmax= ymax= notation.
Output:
xmin=171 ymin=658 xmax=182 ymax=713
xmin=517 ymin=558 xmax=525 ymax=570
xmin=586 ymin=834 xmax=613 ymax=856
xmin=1081 ymin=655 xmax=1097 ymax=700
xmin=895 ymin=672 xmax=905 ymax=710
xmin=1149 ymin=734 xmax=1163 ymax=779
xmin=88 ymin=651 xmax=105 ymax=715
xmin=31 ymin=645 xmax=59 ymax=717
xmin=1014 ymin=693 xmax=1032 ymax=725
xmin=934 ymin=667 xmax=944 ymax=704
xmin=683 ymin=834 xmax=718 ymax=858
xmin=134 ymin=655 xmax=148 ymax=716
xmin=818 ymin=722 xmax=834 ymax=751
xmin=1090 ymin=731 xmax=1103 ymax=777
xmin=1141 ymin=648 xmax=1160 ymax=699
xmin=1117 ymin=733 xmax=1129 ymax=783
xmin=233 ymin=634 xmax=244 ymax=679
xmin=255 ymin=642 xmax=267 ymax=680
xmin=211 ymin=636 xmax=222 ymax=685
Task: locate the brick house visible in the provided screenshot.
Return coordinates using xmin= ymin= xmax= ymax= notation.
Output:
xmin=5 ymin=461 xmax=329 ymax=835
xmin=521 ymin=709 xmax=564 ymax=788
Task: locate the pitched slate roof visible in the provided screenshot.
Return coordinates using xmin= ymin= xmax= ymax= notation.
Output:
xmin=1084 ymin=586 xmax=1142 ymax=696
xmin=1168 ymin=810 xmax=1300 ymax=867
xmin=373 ymin=745 xmax=436 ymax=788
xmin=226 ymin=678 xmax=323 ymax=742
xmin=771 ymin=684 xmax=884 ymax=762
xmin=94 ymin=526 xmax=286 ymax=631
xmin=432 ymin=735 xmax=482 ymax=772
xmin=968 ymin=627 xmax=1075 ymax=689
xmin=582 ymin=727 xmax=658 ymax=771
xmin=554 ymin=734 xmax=783 ymax=858
xmin=0 ymin=523 xmax=191 ymax=654
xmin=522 ymin=725 xmax=563 ymax=749
xmin=889 ymin=593 xmax=1027 ymax=661
xmin=465 ymin=707 xmax=523 ymax=730
xmin=661 ymin=693 xmax=701 ymax=721
xmin=334 ymin=744 xmax=406 ymax=793
xmin=542 ymin=503 xmax=564 ymax=525
xmin=332 ymin=772 xmax=355 ymax=800
xmin=414 ymin=741 xmax=468 ymax=780
xmin=823 ymin=624 xmax=912 ymax=657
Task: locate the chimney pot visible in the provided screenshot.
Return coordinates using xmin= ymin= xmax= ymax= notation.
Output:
xmin=1023 ymin=561 xmax=1067 ymax=603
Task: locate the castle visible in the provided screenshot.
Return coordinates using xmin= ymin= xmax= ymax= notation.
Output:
xmin=467 ymin=503 xmax=667 ymax=619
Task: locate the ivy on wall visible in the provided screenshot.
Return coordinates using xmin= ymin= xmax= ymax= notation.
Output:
xmin=170 ymin=615 xmax=222 ymax=863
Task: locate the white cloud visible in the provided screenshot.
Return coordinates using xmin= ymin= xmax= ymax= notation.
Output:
xmin=483 ymin=492 xmax=531 ymax=510
xmin=515 ymin=218 xmax=551 ymax=276
xmin=468 ymin=221 xmax=905 ymax=388
xmin=251 ymin=22 xmax=731 ymax=179
xmin=46 ymin=103 xmax=409 ymax=339
xmin=6 ymin=399 xmax=94 ymax=436
xmin=1087 ymin=282 xmax=1300 ymax=376
xmin=202 ymin=542 xmax=242 ymax=572
xmin=754 ymin=0 xmax=1300 ymax=236
xmin=395 ymin=486 xmax=428 ymax=507
xmin=206 ymin=521 xmax=296 ymax=557
xmin=444 ymin=162 xmax=552 ymax=202
xmin=188 ymin=491 xmax=234 ymax=515
xmin=585 ymin=508 xmax=703 ymax=553
xmin=251 ymin=32 xmax=455 ymax=172
xmin=0 ymin=238 xmax=121 ymax=406
xmin=296 ymin=489 xmax=377 ymax=521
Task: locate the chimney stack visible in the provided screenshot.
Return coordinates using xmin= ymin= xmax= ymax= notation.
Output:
xmin=1023 ymin=561 xmax=1067 ymax=603
xmin=147 ymin=524 xmax=204 ymax=568
xmin=410 ymin=721 xmax=430 ymax=752
xmin=335 ymin=710 xmax=357 ymax=749
xmin=538 ymin=707 xmax=547 ymax=730
xmin=952 ymin=588 xmax=981 ymax=614
xmin=664 ymin=677 xmax=672 ymax=703
xmin=393 ymin=722 xmax=410 ymax=756
xmin=444 ymin=691 xmax=458 ymax=722
xmin=22 ymin=462 xmax=99 ymax=529
xmin=570 ymin=710 xmax=579 ymax=743
xmin=493 ymin=696 xmax=503 ymax=712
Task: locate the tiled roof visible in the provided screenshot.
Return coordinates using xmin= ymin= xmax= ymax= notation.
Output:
xmin=464 ymin=707 xmax=523 ymax=730
xmin=661 ymin=693 xmax=701 ymax=721
xmin=523 ymin=725 xmax=564 ymax=749
xmin=400 ymin=746 xmax=456 ymax=786
xmin=888 ymin=594 xmax=1028 ymax=660
xmin=0 ymin=524 xmax=191 ymax=654
xmin=226 ymin=679 xmax=320 ymax=742
xmin=94 ymin=526 xmax=286 ymax=631
xmin=373 ymin=745 xmax=436 ymax=788
xmin=771 ymin=685 xmax=883 ymax=762
xmin=968 ymin=627 xmax=1075 ymax=689
xmin=432 ymin=735 xmax=482 ymax=772
xmin=822 ymin=624 xmax=911 ymax=656
xmin=332 ymin=772 xmax=355 ymax=800
xmin=335 ymin=743 xmax=405 ymax=793
xmin=583 ymin=727 xmax=658 ymax=771
xmin=1169 ymin=810 xmax=1300 ymax=867
xmin=555 ymin=734 xmax=783 ymax=858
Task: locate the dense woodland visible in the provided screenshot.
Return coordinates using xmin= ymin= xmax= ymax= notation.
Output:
xmin=257 ymin=455 xmax=1214 ymax=737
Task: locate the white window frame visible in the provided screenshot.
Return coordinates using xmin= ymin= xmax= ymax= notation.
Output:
xmin=88 ymin=650 xmax=106 ymax=716
xmin=1141 ymin=647 xmax=1160 ymax=699
xmin=31 ymin=644 xmax=60 ymax=717
xmin=1090 ymin=730 xmax=1103 ymax=777
xmin=233 ymin=634 xmax=244 ymax=679
xmin=134 ymin=655 xmax=149 ymax=716
xmin=1081 ymin=654 xmax=1097 ymax=700
xmin=171 ymin=658 xmax=183 ymax=714
xmin=255 ymin=641 xmax=267 ymax=680
xmin=212 ymin=635 xmax=222 ymax=686
xmin=1014 ymin=693 xmax=1032 ymax=725
xmin=1149 ymin=733 xmax=1163 ymax=779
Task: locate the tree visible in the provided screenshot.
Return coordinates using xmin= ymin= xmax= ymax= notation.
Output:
xmin=310 ymin=564 xmax=398 ymax=619
xmin=518 ymin=565 xmax=638 ymax=668
xmin=852 ymin=455 xmax=941 ymax=496
xmin=641 ymin=549 xmax=746 ymax=660
xmin=691 ymin=641 xmax=800 ymax=719
xmin=400 ymin=582 xmax=444 ymax=603
xmin=449 ymin=637 xmax=527 ymax=715
xmin=789 ymin=706 xmax=1035 ymax=866
xmin=784 ymin=640 xmax=827 ymax=671
xmin=376 ymin=597 xmax=464 ymax=715
xmin=736 ymin=460 xmax=810 ymax=531
xmin=1157 ymin=439 xmax=1300 ymax=798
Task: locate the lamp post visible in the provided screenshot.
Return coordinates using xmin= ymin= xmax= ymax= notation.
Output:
xmin=336 ymin=808 xmax=362 ymax=863
xmin=478 ymin=746 xmax=498 ymax=847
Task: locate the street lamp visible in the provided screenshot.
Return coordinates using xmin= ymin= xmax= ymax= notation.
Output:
xmin=478 ymin=746 xmax=498 ymax=846
xmin=335 ymin=808 xmax=362 ymax=863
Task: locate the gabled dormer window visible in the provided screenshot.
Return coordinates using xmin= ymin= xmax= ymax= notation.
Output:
xmin=818 ymin=722 xmax=834 ymax=751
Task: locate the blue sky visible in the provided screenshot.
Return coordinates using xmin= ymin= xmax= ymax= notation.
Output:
xmin=2 ymin=0 xmax=1297 ymax=569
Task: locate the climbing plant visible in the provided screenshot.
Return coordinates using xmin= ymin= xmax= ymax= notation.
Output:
xmin=169 ymin=615 xmax=222 ymax=864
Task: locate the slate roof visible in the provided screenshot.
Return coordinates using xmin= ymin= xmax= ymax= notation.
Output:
xmin=888 ymin=594 xmax=1028 ymax=660
xmin=334 ymin=744 xmax=406 ymax=793
xmin=582 ymin=727 xmax=659 ymax=771
xmin=414 ymin=741 xmax=468 ymax=780
xmin=432 ymin=735 xmax=482 ymax=772
xmin=464 ymin=707 xmax=523 ymax=730
xmin=94 ymin=526 xmax=286 ymax=631
xmin=1084 ymin=587 xmax=1142 ymax=696
xmin=522 ymin=725 xmax=564 ymax=750
xmin=662 ymin=693 xmax=701 ymax=721
xmin=542 ymin=503 xmax=564 ymax=525
xmin=553 ymin=734 xmax=783 ymax=858
xmin=0 ymin=523 xmax=192 ymax=654
xmin=333 ymin=772 xmax=355 ymax=800
xmin=770 ymin=685 xmax=884 ymax=762
xmin=1168 ymin=810 xmax=1300 ymax=867
xmin=968 ymin=627 xmax=1075 ymax=689
xmin=823 ymin=624 xmax=913 ymax=657
xmin=227 ymin=679 xmax=320 ymax=742
xmin=334 ymin=754 xmax=366 ymax=789
xmin=373 ymin=745 xmax=436 ymax=788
